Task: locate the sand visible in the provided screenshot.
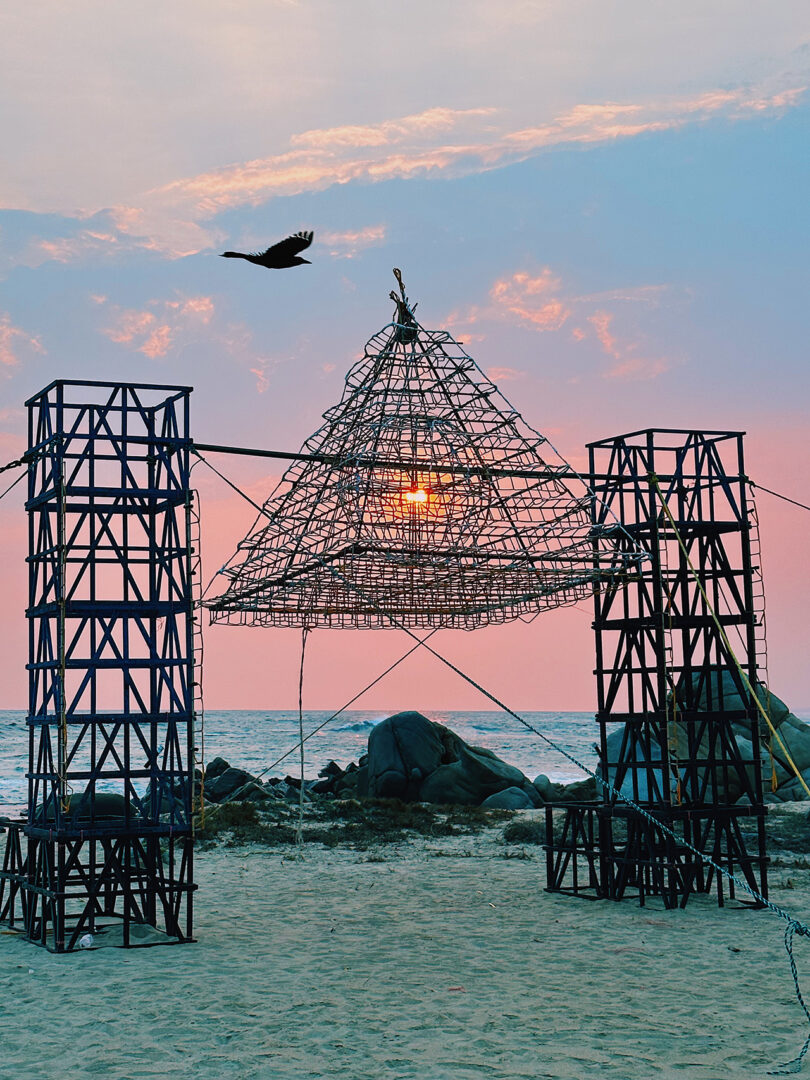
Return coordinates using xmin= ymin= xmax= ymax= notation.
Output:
xmin=2 ymin=827 xmax=810 ymax=1080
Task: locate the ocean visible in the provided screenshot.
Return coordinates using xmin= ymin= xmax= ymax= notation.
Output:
xmin=0 ymin=708 xmax=598 ymax=816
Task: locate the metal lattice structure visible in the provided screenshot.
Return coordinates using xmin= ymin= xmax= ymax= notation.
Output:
xmin=545 ymin=429 xmax=768 ymax=908
xmin=209 ymin=278 xmax=635 ymax=629
xmin=0 ymin=380 xmax=197 ymax=950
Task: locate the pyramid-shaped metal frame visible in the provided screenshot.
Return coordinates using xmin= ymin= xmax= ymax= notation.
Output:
xmin=208 ymin=277 xmax=630 ymax=629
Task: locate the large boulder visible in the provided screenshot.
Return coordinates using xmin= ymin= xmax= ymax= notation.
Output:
xmin=482 ymin=786 xmax=535 ymax=810
xmin=599 ymin=671 xmax=810 ymax=804
xmin=368 ymin=711 xmax=537 ymax=806
xmin=690 ymin=669 xmax=810 ymax=800
xmin=418 ymin=761 xmax=482 ymax=805
xmin=367 ymin=712 xmax=446 ymax=799
xmin=204 ymin=766 xmax=259 ymax=803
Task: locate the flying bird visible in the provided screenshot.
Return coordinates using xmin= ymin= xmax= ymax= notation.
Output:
xmin=220 ymin=230 xmax=314 ymax=269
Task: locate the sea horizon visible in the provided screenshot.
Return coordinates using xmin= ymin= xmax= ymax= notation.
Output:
xmin=2 ymin=705 xmax=809 ymax=820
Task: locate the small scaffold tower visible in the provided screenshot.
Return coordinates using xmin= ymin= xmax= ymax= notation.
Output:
xmin=545 ymin=429 xmax=769 ymax=907
xmin=0 ymin=380 xmax=197 ymax=950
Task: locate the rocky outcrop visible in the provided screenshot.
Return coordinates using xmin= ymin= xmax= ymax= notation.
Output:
xmin=198 ymin=715 xmax=595 ymax=811
xmin=366 ymin=711 xmax=446 ymax=799
xmin=366 ymin=711 xmax=543 ymax=807
xmin=600 ymin=671 xmax=810 ymax=804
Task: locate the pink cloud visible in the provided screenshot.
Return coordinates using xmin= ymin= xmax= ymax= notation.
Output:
xmin=101 ymin=295 xmax=215 ymax=356
xmin=291 ymin=107 xmax=498 ymax=150
xmin=445 ymin=267 xmax=676 ymax=381
xmin=250 ymin=366 xmax=270 ymax=394
xmin=22 ymin=81 xmax=804 ymax=263
xmin=320 ymin=224 xmax=387 ymax=258
xmin=0 ymin=315 xmax=45 ymax=368
xmin=587 ymin=311 xmax=620 ymax=359
xmin=179 ymin=296 xmax=214 ymax=321
xmin=139 ymin=325 xmax=173 ymax=359
xmin=604 ymin=356 xmax=671 ymax=380
xmin=490 ymin=270 xmax=572 ymax=330
xmin=103 ymin=309 xmax=156 ymax=345
xmin=486 ymin=366 xmax=525 ymax=382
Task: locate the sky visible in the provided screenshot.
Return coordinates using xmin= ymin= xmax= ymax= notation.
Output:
xmin=0 ymin=2 xmax=808 ymax=714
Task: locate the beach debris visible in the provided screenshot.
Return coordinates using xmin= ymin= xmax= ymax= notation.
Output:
xmin=78 ymin=934 xmax=94 ymax=949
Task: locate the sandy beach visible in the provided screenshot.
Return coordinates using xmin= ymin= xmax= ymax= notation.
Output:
xmin=3 ymin=815 xmax=810 ymax=1080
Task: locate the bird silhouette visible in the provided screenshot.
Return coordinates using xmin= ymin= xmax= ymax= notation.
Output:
xmin=221 ymin=230 xmax=314 ymax=269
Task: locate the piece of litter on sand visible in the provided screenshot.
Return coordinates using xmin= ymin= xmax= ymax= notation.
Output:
xmin=447 ymin=986 xmax=466 ymax=992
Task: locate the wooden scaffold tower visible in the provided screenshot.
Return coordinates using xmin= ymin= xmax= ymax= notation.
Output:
xmin=544 ymin=429 xmax=770 ymax=907
xmin=0 ymin=381 xmax=197 ymax=950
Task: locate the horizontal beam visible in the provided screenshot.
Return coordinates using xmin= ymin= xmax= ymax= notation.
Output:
xmin=191 ymin=441 xmax=747 ymax=487
xmin=192 ymin=440 xmax=577 ymax=483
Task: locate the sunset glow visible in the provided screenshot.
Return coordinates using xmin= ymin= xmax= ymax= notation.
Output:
xmin=0 ymin=4 xmax=807 ymax=711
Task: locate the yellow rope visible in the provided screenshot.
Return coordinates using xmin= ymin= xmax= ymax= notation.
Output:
xmin=649 ymin=473 xmax=810 ymax=799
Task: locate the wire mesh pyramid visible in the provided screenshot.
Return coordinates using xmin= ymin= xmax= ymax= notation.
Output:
xmin=208 ymin=271 xmax=630 ymax=629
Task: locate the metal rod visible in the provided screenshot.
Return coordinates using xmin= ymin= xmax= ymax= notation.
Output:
xmin=191 ymin=440 xmax=575 ymax=481
xmin=191 ymin=441 xmax=749 ymax=486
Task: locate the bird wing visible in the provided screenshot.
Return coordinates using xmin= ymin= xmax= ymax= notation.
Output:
xmin=257 ymin=230 xmax=314 ymax=260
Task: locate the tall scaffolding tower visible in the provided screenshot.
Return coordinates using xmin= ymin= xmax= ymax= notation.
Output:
xmin=545 ymin=429 xmax=768 ymax=907
xmin=1 ymin=380 xmax=196 ymax=950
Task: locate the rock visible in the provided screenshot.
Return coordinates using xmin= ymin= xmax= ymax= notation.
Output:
xmin=533 ymin=774 xmax=555 ymax=800
xmin=457 ymin=742 xmax=526 ymax=791
xmin=356 ymin=764 xmax=369 ymax=798
xmin=239 ymin=781 xmax=274 ymax=803
xmin=482 ymin=786 xmax=535 ymax=809
xmin=770 ymin=769 xmax=810 ymax=804
xmin=367 ymin=712 xmax=446 ymax=799
xmin=519 ymin=780 xmax=544 ymax=807
xmin=204 ymin=766 xmax=258 ymax=803
xmin=775 ymin=714 xmax=810 ymax=776
xmin=600 ymin=726 xmax=664 ymax=803
xmin=365 ymin=711 xmax=537 ymax=806
xmin=318 ymin=760 xmax=343 ymax=779
xmin=419 ymin=761 xmax=482 ymax=805
xmin=205 ymin=757 xmax=231 ymax=780
xmin=311 ymin=777 xmax=338 ymax=795
xmin=335 ymin=771 xmax=359 ymax=796
xmin=559 ymin=776 xmax=598 ymax=801
xmin=598 ymin=669 xmax=810 ymax=804
xmin=69 ymin=791 xmax=130 ymax=820
xmin=692 ymin=669 xmax=790 ymax=731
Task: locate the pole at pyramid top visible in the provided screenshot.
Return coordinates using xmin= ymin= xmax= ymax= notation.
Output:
xmin=389 ymin=268 xmax=418 ymax=345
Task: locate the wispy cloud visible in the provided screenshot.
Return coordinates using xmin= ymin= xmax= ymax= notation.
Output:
xmin=486 ymin=366 xmax=525 ymax=382
xmin=0 ymin=314 xmax=45 ymax=368
xmin=20 ymin=80 xmax=806 ymax=263
xmin=100 ymin=295 xmax=214 ymax=359
xmin=157 ymin=84 xmax=801 ymax=224
xmin=291 ymin=107 xmax=497 ymax=150
xmin=319 ymin=224 xmax=387 ymax=258
xmin=490 ymin=271 xmax=572 ymax=331
xmin=587 ymin=311 xmax=620 ymax=359
xmin=604 ymin=355 xmax=671 ymax=380
xmin=248 ymin=355 xmax=287 ymax=394
xmin=446 ymin=268 xmax=677 ymax=382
